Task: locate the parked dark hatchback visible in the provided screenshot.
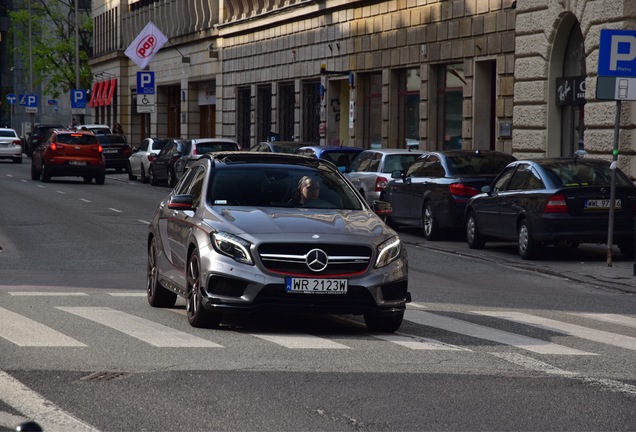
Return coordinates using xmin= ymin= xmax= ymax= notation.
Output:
xmin=26 ymin=124 xmax=64 ymax=157
xmin=465 ymin=158 xmax=636 ymax=260
xmin=96 ymin=134 xmax=132 ymax=172
xmin=383 ymin=150 xmax=516 ymax=240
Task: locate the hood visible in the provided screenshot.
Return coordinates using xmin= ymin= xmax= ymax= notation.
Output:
xmin=204 ymin=206 xmax=394 ymax=242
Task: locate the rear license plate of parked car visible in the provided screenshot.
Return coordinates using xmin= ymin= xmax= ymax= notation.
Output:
xmin=103 ymin=149 xmax=118 ymax=153
xmin=69 ymin=160 xmax=86 ymax=166
xmin=584 ymin=199 xmax=621 ymax=210
xmin=285 ymin=277 xmax=348 ymax=294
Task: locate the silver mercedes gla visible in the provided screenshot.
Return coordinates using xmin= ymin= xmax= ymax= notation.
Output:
xmin=146 ymin=152 xmax=410 ymax=332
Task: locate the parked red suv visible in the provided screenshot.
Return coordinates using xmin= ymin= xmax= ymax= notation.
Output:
xmin=31 ymin=129 xmax=106 ymax=184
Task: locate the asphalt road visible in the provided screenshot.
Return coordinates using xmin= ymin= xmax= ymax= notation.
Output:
xmin=0 ymin=159 xmax=635 ymax=431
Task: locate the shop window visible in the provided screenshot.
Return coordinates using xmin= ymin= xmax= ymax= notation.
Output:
xmin=257 ymin=85 xmax=272 ymax=142
xmin=437 ymin=63 xmax=465 ymax=150
xmin=398 ymin=68 xmax=420 ymax=149
xmin=237 ymin=87 xmax=251 ymax=148
xmin=362 ymin=72 xmax=382 ymax=148
xmin=278 ymin=83 xmax=295 ymax=140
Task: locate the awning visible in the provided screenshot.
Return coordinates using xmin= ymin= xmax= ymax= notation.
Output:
xmin=88 ymin=82 xmax=99 ymax=107
xmin=105 ymin=78 xmax=117 ymax=106
xmin=98 ymin=80 xmax=111 ymax=106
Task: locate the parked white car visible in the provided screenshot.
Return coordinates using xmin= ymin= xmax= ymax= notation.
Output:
xmin=0 ymin=128 xmax=23 ymax=164
xmin=76 ymin=124 xmax=112 ymax=135
xmin=127 ymin=137 xmax=174 ymax=183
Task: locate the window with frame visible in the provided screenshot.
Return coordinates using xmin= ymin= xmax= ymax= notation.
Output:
xmin=437 ymin=63 xmax=465 ymax=150
xmin=362 ymin=73 xmax=382 ymax=148
xmin=398 ymin=68 xmax=420 ymax=149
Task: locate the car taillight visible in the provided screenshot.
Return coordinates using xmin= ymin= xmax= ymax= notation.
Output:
xmin=123 ymin=146 xmax=132 ymax=157
xmin=93 ymin=145 xmax=103 ymax=153
xmin=148 ymin=154 xmax=156 ymax=162
xmin=375 ymin=176 xmax=389 ymax=191
xmin=12 ymin=139 xmax=22 ymax=146
xmin=544 ymin=194 xmax=567 ymax=213
xmin=50 ymin=143 xmax=63 ymax=151
xmin=192 ymin=146 xmax=197 ymax=155
xmin=449 ymin=183 xmax=479 ymax=197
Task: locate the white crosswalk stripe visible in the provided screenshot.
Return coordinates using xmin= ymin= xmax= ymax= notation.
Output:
xmin=474 ymin=311 xmax=636 ymax=352
xmin=56 ymin=307 xmax=222 ymax=348
xmin=404 ymin=310 xmax=594 ymax=355
xmin=570 ymin=312 xmax=636 ymax=329
xmin=372 ymin=333 xmax=467 ymax=351
xmin=0 ymin=307 xmax=86 ymax=347
xmin=249 ymin=333 xmax=350 ymax=349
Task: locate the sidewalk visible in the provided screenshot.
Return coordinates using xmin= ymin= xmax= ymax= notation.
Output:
xmin=421 ymin=240 xmax=636 ymax=294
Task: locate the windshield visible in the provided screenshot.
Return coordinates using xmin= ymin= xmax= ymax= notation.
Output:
xmin=542 ymin=160 xmax=635 ymax=187
xmin=195 ymin=142 xmax=239 ymax=154
xmin=207 ymin=165 xmax=364 ymax=210
xmin=382 ymin=154 xmax=421 ymax=173
xmin=56 ymin=134 xmax=99 ymax=145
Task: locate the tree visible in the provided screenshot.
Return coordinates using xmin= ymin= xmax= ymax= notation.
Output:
xmin=9 ymin=0 xmax=93 ymax=99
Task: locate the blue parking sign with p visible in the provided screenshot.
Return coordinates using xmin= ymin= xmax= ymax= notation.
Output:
xmin=137 ymin=71 xmax=155 ymax=95
xmin=71 ymin=89 xmax=86 ymax=108
xmin=598 ymin=29 xmax=636 ymax=77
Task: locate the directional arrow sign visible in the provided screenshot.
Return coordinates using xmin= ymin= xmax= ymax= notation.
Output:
xmin=6 ymin=93 xmax=17 ymax=105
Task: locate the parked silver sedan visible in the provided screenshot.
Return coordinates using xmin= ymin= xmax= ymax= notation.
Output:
xmin=146 ymin=152 xmax=410 ymax=332
xmin=345 ymin=148 xmax=424 ymax=205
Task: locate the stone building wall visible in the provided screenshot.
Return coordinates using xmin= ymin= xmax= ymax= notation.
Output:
xmin=514 ymin=0 xmax=636 ymax=176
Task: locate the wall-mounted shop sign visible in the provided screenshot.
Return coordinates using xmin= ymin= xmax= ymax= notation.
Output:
xmin=556 ymin=76 xmax=586 ymax=105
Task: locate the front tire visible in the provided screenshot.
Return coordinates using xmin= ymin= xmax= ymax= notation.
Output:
xmin=422 ymin=202 xmax=441 ymax=240
xmin=518 ymin=219 xmax=540 ymax=260
xmin=31 ymin=162 xmax=40 ymax=180
xmin=167 ymin=167 xmax=177 ymax=188
xmin=186 ymin=249 xmax=221 ymax=328
xmin=140 ymin=165 xmax=149 ymax=183
xmin=147 ymin=237 xmax=177 ymax=308
xmin=127 ymin=161 xmax=136 ymax=180
xmin=466 ymin=212 xmax=485 ymax=249
xmin=149 ymin=167 xmax=159 ymax=186
xmin=364 ymin=312 xmax=404 ymax=333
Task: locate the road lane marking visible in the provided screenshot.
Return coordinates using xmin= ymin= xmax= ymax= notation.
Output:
xmin=108 ymin=208 xmax=123 ymax=213
xmin=405 ymin=310 xmax=593 ymax=355
xmin=570 ymin=313 xmax=636 ymax=329
xmin=407 ymin=301 xmax=427 ymax=309
xmin=79 ymin=198 xmax=91 ymax=202
xmin=0 ymin=410 xmax=26 ymax=430
xmin=57 ymin=307 xmax=222 ymax=348
xmin=372 ymin=333 xmax=467 ymax=351
xmin=108 ymin=292 xmax=146 ymax=297
xmin=0 ymin=371 xmax=99 ymax=432
xmin=491 ymin=352 xmax=636 ymax=396
xmin=475 ymin=311 xmax=636 ymax=351
xmin=138 ymin=219 xmax=150 ymax=224
xmin=56 ymin=190 xmax=66 ymax=194
xmin=0 ymin=307 xmax=86 ymax=347
xmin=9 ymin=292 xmax=88 ymax=297
xmin=37 ymin=185 xmax=44 ymax=188
xmin=249 ymin=333 xmax=350 ymax=349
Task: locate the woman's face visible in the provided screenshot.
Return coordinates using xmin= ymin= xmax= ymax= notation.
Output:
xmin=301 ymin=178 xmax=320 ymax=201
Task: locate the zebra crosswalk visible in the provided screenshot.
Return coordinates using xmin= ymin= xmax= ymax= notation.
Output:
xmin=0 ymin=291 xmax=635 ymax=355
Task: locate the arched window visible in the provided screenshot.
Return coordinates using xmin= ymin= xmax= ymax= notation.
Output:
xmin=560 ymin=22 xmax=586 ymax=156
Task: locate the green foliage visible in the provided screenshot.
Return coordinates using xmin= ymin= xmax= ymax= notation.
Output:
xmin=9 ymin=0 xmax=93 ymax=99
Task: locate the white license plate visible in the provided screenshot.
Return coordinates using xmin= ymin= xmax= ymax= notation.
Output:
xmin=285 ymin=277 xmax=348 ymax=294
xmin=69 ymin=160 xmax=86 ymax=166
xmin=584 ymin=199 xmax=621 ymax=210
xmin=103 ymin=149 xmax=118 ymax=153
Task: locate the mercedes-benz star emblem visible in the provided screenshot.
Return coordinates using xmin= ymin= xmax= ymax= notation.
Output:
xmin=306 ymin=248 xmax=328 ymax=272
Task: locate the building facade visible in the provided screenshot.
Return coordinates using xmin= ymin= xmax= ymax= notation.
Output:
xmin=89 ymin=0 xmax=636 ymax=177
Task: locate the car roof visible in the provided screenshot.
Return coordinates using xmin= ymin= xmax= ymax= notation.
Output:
xmin=202 ymin=151 xmax=335 ymax=169
xmin=361 ymin=148 xmax=425 ymax=155
xmin=189 ymin=138 xmax=239 ymax=144
xmin=0 ymin=127 xmax=18 ymax=133
xmin=297 ymin=146 xmax=362 ymax=152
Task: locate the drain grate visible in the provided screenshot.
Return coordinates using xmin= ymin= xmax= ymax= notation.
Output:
xmin=80 ymin=371 xmax=129 ymax=382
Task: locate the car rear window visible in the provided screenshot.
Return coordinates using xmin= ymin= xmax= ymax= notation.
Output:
xmin=98 ymin=135 xmax=127 ymax=144
xmin=56 ymin=134 xmax=99 ymax=145
xmin=382 ymin=154 xmax=422 ymax=173
xmin=0 ymin=130 xmax=17 ymax=137
xmin=195 ymin=142 xmax=239 ymax=153
xmin=543 ymin=161 xmax=634 ymax=187
xmin=447 ymin=153 xmax=516 ymax=176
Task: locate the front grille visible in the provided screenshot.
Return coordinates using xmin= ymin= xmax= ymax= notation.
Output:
xmin=254 ymin=284 xmax=375 ymax=306
xmin=258 ymin=243 xmax=372 ymax=276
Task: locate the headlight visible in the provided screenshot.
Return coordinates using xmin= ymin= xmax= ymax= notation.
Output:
xmin=211 ymin=232 xmax=254 ymax=265
xmin=375 ymin=236 xmax=402 ymax=268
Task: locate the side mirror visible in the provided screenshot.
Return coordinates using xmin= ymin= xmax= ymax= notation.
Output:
xmin=132 ymin=147 xmax=139 ymax=153
xmin=391 ymin=170 xmax=402 ymax=179
xmin=480 ymin=185 xmax=491 ymax=194
xmin=168 ymin=194 xmax=194 ymax=210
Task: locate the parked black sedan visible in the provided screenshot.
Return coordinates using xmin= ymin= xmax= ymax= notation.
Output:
xmin=382 ymin=150 xmax=516 ymax=240
xmin=148 ymin=139 xmax=187 ymax=187
xmin=96 ymin=134 xmax=132 ymax=173
xmin=465 ymin=158 xmax=636 ymax=260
